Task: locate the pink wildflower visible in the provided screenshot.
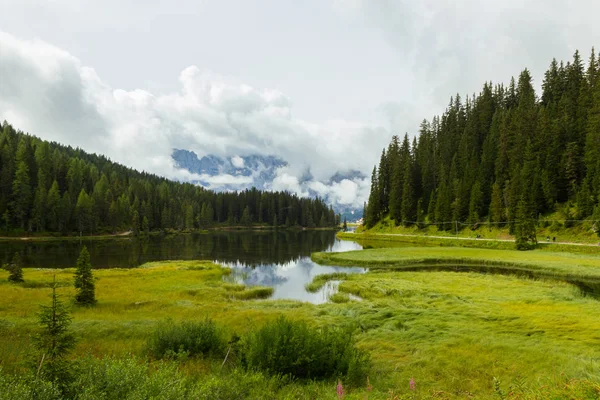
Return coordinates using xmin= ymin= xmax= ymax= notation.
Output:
xmin=337 ymin=379 xmax=344 ymax=398
xmin=409 ymin=377 xmax=416 ymax=391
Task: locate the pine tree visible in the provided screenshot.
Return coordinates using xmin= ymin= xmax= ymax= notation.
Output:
xmin=73 ymin=246 xmax=96 ymax=305
xmin=34 ymin=279 xmax=76 ymax=386
xmin=241 ymin=205 xmax=252 ymax=227
xmin=401 ymin=161 xmax=416 ymax=226
xmin=75 ymin=189 xmax=93 ymax=234
xmin=514 ymin=195 xmax=537 ymax=250
xmin=11 ymin=161 xmax=31 ymax=229
xmin=343 ymin=217 xmax=347 ymax=232
xmin=366 ymin=167 xmax=380 ymax=228
xmin=6 ymin=251 xmax=24 ymax=283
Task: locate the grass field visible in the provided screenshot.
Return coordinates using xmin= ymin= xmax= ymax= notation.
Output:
xmin=2 ymin=257 xmax=600 ymax=399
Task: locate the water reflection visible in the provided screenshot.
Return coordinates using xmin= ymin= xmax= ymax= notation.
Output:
xmin=0 ymin=230 xmax=343 ymax=269
xmin=223 ymin=238 xmax=365 ymax=304
xmin=1 ymin=230 xmax=367 ymax=304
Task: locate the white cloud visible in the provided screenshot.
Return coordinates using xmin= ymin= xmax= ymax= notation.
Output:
xmin=231 ymin=156 xmax=245 ymax=169
xmin=0 ymin=31 xmax=390 ymax=208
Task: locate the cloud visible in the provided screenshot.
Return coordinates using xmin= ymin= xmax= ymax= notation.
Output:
xmin=337 ymin=0 xmax=600 ymax=123
xmin=231 ymin=156 xmax=245 ymax=169
xmin=0 ymin=31 xmax=390 ymax=208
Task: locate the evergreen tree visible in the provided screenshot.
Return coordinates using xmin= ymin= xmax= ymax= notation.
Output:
xmin=514 ymin=196 xmax=538 ymax=250
xmin=73 ymin=246 xmax=96 ymax=305
xmin=6 ymin=251 xmax=24 ymax=283
xmin=240 ymin=205 xmax=252 ymax=227
xmin=366 ymin=167 xmax=380 ymax=228
xmin=11 ymin=161 xmax=31 ymax=229
xmin=343 ymin=217 xmax=347 ymax=232
xmin=34 ymin=279 xmax=76 ymax=386
xmin=400 ymin=161 xmax=416 ymax=226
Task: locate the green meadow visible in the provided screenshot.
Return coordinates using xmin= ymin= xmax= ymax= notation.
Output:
xmin=2 ymin=250 xmax=600 ymax=399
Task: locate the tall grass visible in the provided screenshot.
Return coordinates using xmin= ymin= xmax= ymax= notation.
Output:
xmin=305 ymin=272 xmax=349 ymax=292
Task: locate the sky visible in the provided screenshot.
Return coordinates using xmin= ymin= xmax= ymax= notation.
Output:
xmin=1 ymin=0 xmax=598 ymax=209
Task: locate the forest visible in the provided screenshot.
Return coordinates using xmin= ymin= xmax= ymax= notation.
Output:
xmin=0 ymin=123 xmax=338 ymax=235
xmin=365 ymin=48 xmax=600 ymax=243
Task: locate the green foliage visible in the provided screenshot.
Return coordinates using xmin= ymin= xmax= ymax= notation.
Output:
xmin=242 ymin=316 xmax=369 ymax=385
xmin=5 ymin=252 xmax=24 ymax=283
xmin=74 ymin=246 xmax=96 ymax=305
xmin=33 ymin=282 xmax=76 ymax=388
xmin=146 ymin=319 xmax=227 ymax=359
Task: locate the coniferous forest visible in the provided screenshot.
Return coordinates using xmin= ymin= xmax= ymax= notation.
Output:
xmin=0 ymin=123 xmax=338 ymax=235
xmin=365 ymin=49 xmax=600 ymax=240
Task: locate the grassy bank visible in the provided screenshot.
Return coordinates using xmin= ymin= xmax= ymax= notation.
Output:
xmin=313 ymin=246 xmax=600 ymax=282
xmin=2 ymin=260 xmax=600 ymax=398
xmin=339 ymin=230 xmax=600 ymax=255
xmin=360 ymin=215 xmax=600 ymax=245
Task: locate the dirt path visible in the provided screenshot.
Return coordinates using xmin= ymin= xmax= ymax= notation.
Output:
xmin=349 ymin=232 xmax=600 ymax=247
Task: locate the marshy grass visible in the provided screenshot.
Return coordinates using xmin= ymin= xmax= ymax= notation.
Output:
xmin=328 ymin=292 xmax=350 ymax=303
xmin=2 ymin=257 xmax=600 ymax=398
xmin=228 ymin=286 xmax=274 ymax=300
xmin=304 ymin=272 xmax=349 ymax=292
xmin=313 ymin=245 xmax=600 ymax=284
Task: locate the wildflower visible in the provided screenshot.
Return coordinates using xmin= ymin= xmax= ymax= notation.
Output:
xmin=409 ymin=377 xmax=416 ymax=391
xmin=366 ymin=376 xmax=373 ymax=391
xmin=337 ymin=379 xmax=344 ymax=398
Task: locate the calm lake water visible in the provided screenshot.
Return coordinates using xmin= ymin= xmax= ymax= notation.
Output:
xmin=1 ymin=230 xmax=366 ymax=303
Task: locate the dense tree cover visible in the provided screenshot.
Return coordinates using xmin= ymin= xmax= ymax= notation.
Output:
xmin=0 ymin=123 xmax=338 ymax=235
xmin=366 ymin=49 xmax=600 ymax=237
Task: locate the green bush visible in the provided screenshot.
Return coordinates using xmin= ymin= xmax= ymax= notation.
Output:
xmin=146 ymin=319 xmax=226 ymax=359
xmin=242 ymin=316 xmax=369 ymax=385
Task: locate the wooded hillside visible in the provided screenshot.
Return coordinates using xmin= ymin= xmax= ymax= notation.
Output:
xmin=365 ymin=49 xmax=600 ymax=240
xmin=0 ymin=124 xmax=338 ymax=235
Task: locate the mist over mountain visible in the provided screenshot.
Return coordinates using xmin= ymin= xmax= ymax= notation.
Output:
xmin=172 ymin=149 xmax=365 ymax=220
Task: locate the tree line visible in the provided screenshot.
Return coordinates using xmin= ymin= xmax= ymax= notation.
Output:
xmin=365 ymin=48 xmax=600 ymax=244
xmin=0 ymin=123 xmax=339 ymax=235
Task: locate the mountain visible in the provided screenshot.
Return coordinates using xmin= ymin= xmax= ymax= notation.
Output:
xmin=172 ymin=149 xmax=288 ymax=190
xmin=172 ymin=149 xmax=365 ymax=221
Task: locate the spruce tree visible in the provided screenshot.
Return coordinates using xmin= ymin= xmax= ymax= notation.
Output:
xmin=6 ymin=251 xmax=24 ymax=283
xmin=366 ymin=167 xmax=381 ymax=228
xmin=34 ymin=279 xmax=76 ymax=386
xmin=74 ymin=246 xmax=96 ymax=305
xmin=514 ymin=195 xmax=537 ymax=250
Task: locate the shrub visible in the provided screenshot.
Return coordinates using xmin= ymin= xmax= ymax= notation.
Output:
xmin=242 ymin=317 xmax=369 ymax=385
xmin=146 ymin=319 xmax=226 ymax=359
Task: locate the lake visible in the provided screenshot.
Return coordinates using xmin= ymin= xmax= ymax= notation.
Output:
xmin=0 ymin=230 xmax=366 ymax=303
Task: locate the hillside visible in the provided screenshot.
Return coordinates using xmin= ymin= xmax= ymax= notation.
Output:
xmin=0 ymin=123 xmax=338 ymax=235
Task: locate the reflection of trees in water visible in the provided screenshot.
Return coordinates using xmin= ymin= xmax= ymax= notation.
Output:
xmin=2 ymin=230 xmax=338 ymax=269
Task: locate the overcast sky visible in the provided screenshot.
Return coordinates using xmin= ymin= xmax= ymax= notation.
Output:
xmin=1 ymin=0 xmax=598 ymax=208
